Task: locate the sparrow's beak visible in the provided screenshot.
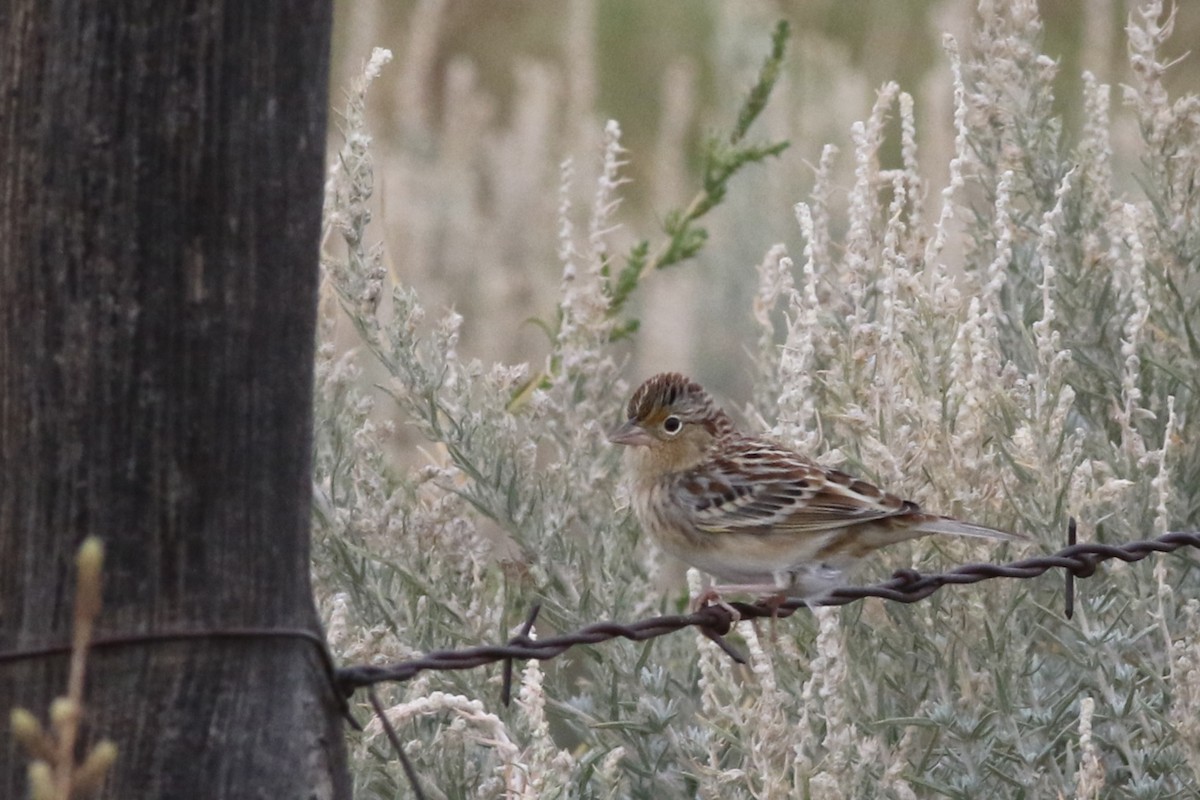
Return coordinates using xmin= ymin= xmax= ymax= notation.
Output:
xmin=607 ymin=419 xmax=654 ymax=447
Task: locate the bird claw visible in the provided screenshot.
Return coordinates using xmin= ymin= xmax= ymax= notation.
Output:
xmin=757 ymin=591 xmax=789 ymax=616
xmin=752 ymin=591 xmax=790 ymax=643
xmin=693 ymin=587 xmax=742 ymax=622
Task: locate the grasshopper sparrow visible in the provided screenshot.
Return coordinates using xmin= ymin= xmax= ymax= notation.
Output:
xmin=610 ymin=372 xmax=1023 ymax=602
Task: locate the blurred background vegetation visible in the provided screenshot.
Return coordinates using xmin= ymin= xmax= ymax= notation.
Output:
xmin=326 ymin=0 xmax=1199 ymax=399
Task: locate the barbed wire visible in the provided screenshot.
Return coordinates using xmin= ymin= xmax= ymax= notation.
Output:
xmin=340 ymin=520 xmax=1200 ymax=800
xmin=335 ymin=522 xmax=1200 ymax=697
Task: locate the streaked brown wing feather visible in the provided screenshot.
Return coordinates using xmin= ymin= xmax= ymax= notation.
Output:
xmin=674 ymin=438 xmax=920 ymax=536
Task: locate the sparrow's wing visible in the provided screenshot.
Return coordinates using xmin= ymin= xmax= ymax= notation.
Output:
xmin=673 ymin=439 xmax=917 ymax=536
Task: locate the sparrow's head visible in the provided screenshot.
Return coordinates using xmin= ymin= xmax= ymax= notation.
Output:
xmin=608 ymin=373 xmax=735 ymax=454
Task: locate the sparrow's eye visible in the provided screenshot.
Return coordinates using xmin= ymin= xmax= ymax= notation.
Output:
xmin=662 ymin=415 xmax=682 ymax=435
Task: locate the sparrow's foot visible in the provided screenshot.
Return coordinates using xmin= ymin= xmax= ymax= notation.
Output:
xmin=692 ymin=587 xmax=742 ymax=622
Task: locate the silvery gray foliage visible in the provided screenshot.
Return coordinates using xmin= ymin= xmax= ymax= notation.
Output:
xmin=316 ymin=1 xmax=1200 ymax=794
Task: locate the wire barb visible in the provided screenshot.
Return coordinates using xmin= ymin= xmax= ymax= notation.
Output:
xmin=501 ymin=603 xmax=542 ymax=706
xmin=1065 ymin=517 xmax=1077 ymax=619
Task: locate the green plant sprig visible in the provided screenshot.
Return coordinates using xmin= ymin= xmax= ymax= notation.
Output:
xmin=604 ymin=19 xmax=792 ymax=338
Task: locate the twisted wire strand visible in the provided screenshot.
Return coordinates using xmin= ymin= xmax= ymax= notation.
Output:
xmin=335 ymin=527 xmax=1200 ymax=695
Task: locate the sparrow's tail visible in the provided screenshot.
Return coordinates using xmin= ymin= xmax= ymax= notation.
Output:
xmin=916 ymin=516 xmax=1027 ymax=542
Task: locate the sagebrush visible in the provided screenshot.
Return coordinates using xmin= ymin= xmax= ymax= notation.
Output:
xmin=315 ymin=2 xmax=1199 ymax=797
